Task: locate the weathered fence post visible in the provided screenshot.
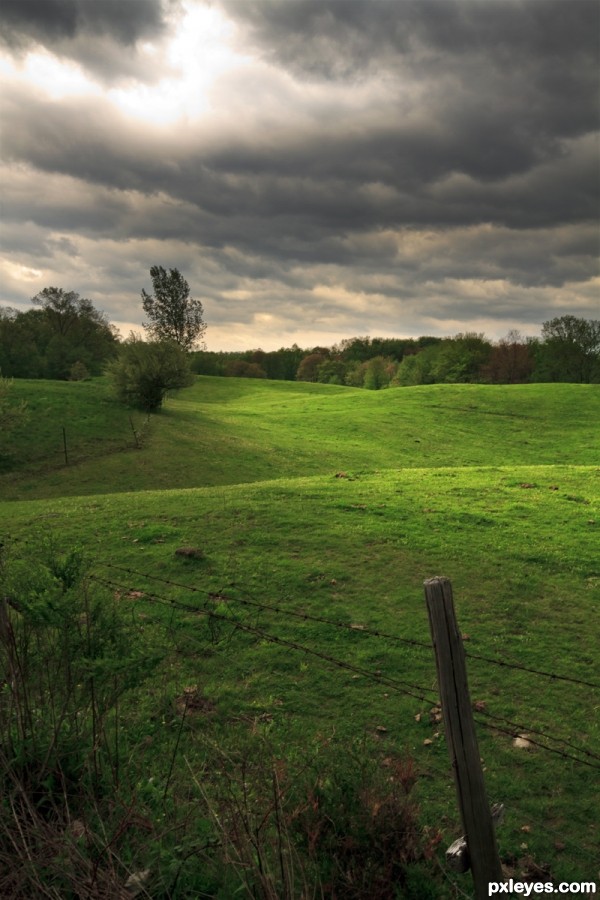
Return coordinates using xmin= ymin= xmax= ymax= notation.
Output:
xmin=424 ymin=576 xmax=503 ymax=897
xmin=129 ymin=416 xmax=141 ymax=449
xmin=62 ymin=426 xmax=69 ymax=465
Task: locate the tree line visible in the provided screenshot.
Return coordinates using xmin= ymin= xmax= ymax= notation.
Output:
xmin=1 ymin=266 xmax=598 ymax=417
xmin=191 ymin=321 xmax=600 ymax=387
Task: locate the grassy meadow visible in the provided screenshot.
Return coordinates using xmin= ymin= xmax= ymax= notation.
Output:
xmin=0 ymin=376 xmax=598 ymax=897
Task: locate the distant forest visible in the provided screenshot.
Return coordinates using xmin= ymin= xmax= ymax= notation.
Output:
xmin=1 ymin=296 xmax=598 ymax=387
xmin=190 ymin=319 xmax=600 ymax=386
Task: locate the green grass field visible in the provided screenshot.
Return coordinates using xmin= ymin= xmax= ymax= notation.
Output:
xmin=1 ymin=377 xmax=598 ymax=897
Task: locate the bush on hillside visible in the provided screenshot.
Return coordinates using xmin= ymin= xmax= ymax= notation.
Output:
xmin=107 ymin=336 xmax=194 ymax=411
xmin=68 ymin=359 xmax=91 ymax=381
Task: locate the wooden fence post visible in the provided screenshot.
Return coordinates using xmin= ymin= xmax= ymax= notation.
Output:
xmin=62 ymin=426 xmax=69 ymax=466
xmin=129 ymin=416 xmax=140 ymax=449
xmin=424 ymin=576 xmax=503 ymax=897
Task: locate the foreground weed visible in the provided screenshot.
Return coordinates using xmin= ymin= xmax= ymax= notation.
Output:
xmin=0 ymin=542 xmax=162 ymax=898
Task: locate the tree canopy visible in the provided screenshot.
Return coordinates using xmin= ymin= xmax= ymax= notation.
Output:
xmin=0 ymin=289 xmax=118 ymax=379
xmin=538 ymin=315 xmax=600 ymax=383
xmin=141 ymin=266 xmax=206 ymax=351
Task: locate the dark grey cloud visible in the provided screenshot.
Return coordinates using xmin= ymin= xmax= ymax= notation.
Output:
xmin=219 ymin=0 xmax=599 ymax=190
xmin=0 ymin=0 xmax=168 ymax=46
xmin=0 ymin=0 xmax=175 ymax=82
xmin=2 ymin=79 xmax=596 ymax=243
xmin=220 ymin=0 xmax=598 ymax=86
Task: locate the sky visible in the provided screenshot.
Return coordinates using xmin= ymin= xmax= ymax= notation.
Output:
xmin=0 ymin=0 xmax=598 ymax=352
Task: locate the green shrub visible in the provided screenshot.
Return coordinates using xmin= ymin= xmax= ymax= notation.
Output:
xmin=68 ymin=360 xmax=91 ymax=381
xmin=0 ymin=540 xmax=162 ymax=897
xmin=107 ymin=336 xmax=194 ymax=411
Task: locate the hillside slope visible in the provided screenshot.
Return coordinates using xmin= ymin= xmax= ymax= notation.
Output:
xmin=1 ymin=377 xmax=598 ymax=499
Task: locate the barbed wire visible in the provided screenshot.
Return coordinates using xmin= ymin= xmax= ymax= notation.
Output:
xmin=465 ymin=649 xmax=600 ymax=691
xmin=98 ymin=562 xmax=434 ymax=652
xmin=88 ymin=570 xmax=600 ymax=874
xmin=473 ymin=717 xmax=600 ymax=772
xmin=473 ymin=707 xmax=600 ymax=763
xmin=91 ymin=563 xmax=600 ymax=769
xmin=90 ymin=573 xmax=440 ymax=708
xmin=98 ymin=563 xmax=599 ymax=691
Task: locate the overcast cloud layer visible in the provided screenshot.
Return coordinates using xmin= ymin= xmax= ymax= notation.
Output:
xmin=1 ymin=0 xmax=598 ymax=350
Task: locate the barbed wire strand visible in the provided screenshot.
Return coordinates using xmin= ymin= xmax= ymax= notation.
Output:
xmin=473 ymin=707 xmax=600 ymax=763
xmin=99 ymin=562 xmax=434 ymax=652
xmin=91 ymin=572 xmax=600 ymax=773
xmin=465 ymin=649 xmax=600 ymax=691
xmin=89 ymin=574 xmax=600 ymax=869
xmin=473 ymin=717 xmax=600 ymax=772
xmin=99 ymin=562 xmax=600 ymax=691
xmin=90 ymin=574 xmax=440 ymax=708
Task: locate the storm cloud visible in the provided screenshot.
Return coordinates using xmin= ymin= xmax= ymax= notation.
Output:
xmin=0 ymin=0 xmax=598 ymax=350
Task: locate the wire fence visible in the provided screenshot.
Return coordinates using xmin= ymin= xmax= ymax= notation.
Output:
xmin=90 ymin=562 xmax=600 ymax=879
xmin=96 ymin=563 xmax=599 ymax=768
xmin=99 ymin=562 xmax=598 ymax=686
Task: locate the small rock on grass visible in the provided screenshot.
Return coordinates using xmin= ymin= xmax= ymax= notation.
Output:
xmin=175 ymin=546 xmax=205 ymax=559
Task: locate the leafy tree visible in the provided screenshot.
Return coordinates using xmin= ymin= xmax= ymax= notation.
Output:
xmin=316 ymin=358 xmax=348 ymax=385
xmin=191 ymin=345 xmax=306 ymax=381
xmin=296 ymin=352 xmax=328 ymax=382
xmin=0 ymin=290 xmax=118 ymax=379
xmin=395 ymin=346 xmax=438 ymax=385
xmin=33 ymin=287 xmax=93 ymax=336
xmin=338 ymin=336 xmax=431 ymax=364
xmin=0 ymin=308 xmax=43 ymax=377
xmin=537 ymin=316 xmax=600 ymax=383
xmin=393 ymin=335 xmax=491 ymax=386
xmin=345 ymin=360 xmax=369 ymax=387
xmin=430 ymin=333 xmax=491 ymax=383
xmin=107 ymin=337 xmax=194 ymax=412
xmin=363 ymin=356 xmax=395 ymax=389
xmin=33 ymin=288 xmax=118 ymax=377
xmin=338 ymin=336 xmax=374 ymax=363
xmin=263 ymin=345 xmax=305 ymax=380
xmin=142 ymin=266 xmax=206 ymax=350
xmin=224 ymin=359 xmax=267 ymax=378
xmin=483 ymin=330 xmax=534 ymax=383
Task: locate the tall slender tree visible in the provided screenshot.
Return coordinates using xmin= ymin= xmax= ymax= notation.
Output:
xmin=141 ymin=266 xmax=206 ymax=350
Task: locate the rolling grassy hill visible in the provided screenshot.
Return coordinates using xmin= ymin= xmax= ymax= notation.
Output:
xmin=0 ymin=376 xmax=598 ymax=896
xmin=1 ymin=377 xmax=598 ymax=498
